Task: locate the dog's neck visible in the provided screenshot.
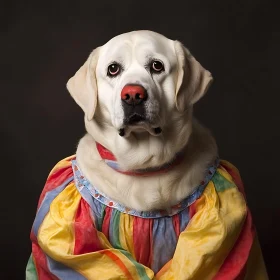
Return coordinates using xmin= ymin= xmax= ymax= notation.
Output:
xmin=95 ymin=142 xmax=185 ymax=176
xmin=76 ymin=119 xmax=218 ymax=211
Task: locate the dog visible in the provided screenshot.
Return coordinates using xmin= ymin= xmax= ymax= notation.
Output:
xmin=27 ymin=31 xmax=268 ymax=279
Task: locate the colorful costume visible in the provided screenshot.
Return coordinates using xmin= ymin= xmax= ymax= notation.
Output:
xmin=26 ymin=151 xmax=268 ymax=279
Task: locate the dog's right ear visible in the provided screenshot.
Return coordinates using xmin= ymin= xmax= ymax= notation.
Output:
xmin=66 ymin=47 xmax=100 ymax=121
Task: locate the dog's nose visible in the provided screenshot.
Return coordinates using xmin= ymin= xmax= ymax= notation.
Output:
xmin=121 ymin=85 xmax=147 ymax=106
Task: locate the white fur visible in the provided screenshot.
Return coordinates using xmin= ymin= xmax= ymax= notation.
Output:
xmin=67 ymin=30 xmax=217 ymax=211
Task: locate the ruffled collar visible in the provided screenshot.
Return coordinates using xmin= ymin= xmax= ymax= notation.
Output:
xmin=72 ymin=157 xmax=220 ymax=218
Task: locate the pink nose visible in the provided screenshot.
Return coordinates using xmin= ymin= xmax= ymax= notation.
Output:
xmin=121 ymin=85 xmax=147 ymax=105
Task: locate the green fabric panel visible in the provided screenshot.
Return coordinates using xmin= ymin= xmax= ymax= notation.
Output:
xmin=111 ymin=209 xmax=122 ymax=249
xmin=212 ymin=170 xmax=235 ymax=192
xmin=26 ymin=254 xmax=38 ymax=280
xmin=96 ymin=203 xmax=106 ymax=231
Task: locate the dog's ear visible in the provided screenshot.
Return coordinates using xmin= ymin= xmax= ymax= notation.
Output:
xmin=66 ymin=47 xmax=100 ymax=120
xmin=174 ymin=41 xmax=213 ymax=112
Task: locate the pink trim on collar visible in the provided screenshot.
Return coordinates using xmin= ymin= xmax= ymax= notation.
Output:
xmin=96 ymin=142 xmax=184 ymax=176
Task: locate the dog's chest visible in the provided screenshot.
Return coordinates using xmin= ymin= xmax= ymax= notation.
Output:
xmin=72 ymin=158 xmax=219 ymax=273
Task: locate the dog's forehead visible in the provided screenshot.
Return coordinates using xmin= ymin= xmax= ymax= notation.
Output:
xmin=99 ymin=31 xmax=175 ymax=62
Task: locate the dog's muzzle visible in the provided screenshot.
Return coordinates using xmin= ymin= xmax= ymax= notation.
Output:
xmin=119 ymin=84 xmax=162 ymax=137
xmin=121 ymin=84 xmax=147 ymax=125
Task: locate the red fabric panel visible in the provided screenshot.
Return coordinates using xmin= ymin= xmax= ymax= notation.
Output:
xmin=133 ymin=216 xmax=154 ymax=268
xmin=74 ymin=199 xmax=103 ymax=254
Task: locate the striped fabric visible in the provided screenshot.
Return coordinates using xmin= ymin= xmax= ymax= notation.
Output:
xmin=26 ymin=156 xmax=268 ymax=279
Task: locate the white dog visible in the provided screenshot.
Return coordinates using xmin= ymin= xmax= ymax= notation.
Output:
xmin=27 ymin=31 xmax=268 ymax=280
xmin=70 ymin=30 xmax=217 ymax=211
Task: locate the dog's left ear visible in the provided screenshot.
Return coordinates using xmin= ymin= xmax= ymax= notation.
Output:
xmin=66 ymin=47 xmax=100 ymax=121
xmin=174 ymin=41 xmax=213 ymax=112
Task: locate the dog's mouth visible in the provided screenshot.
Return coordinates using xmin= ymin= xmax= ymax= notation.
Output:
xmin=118 ymin=95 xmax=162 ymax=137
xmin=125 ymin=113 xmax=146 ymax=125
xmin=119 ymin=126 xmax=162 ymax=137
xmin=119 ymin=114 xmax=162 ymax=137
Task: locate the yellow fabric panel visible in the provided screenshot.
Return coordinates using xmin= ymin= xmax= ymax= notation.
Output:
xmin=119 ymin=213 xmax=136 ymax=259
xmin=37 ymin=183 xmax=151 ymax=280
xmin=158 ymin=181 xmax=247 ymax=280
xmin=47 ymin=155 xmax=75 ymax=178
xmin=38 ymin=182 xmax=79 ymax=255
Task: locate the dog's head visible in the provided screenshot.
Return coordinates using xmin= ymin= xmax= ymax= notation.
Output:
xmin=67 ymin=31 xmax=212 ymax=169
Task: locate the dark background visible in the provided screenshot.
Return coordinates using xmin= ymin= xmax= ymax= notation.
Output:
xmin=2 ymin=0 xmax=279 ymax=279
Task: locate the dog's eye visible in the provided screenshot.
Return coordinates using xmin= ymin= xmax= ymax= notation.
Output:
xmin=107 ymin=63 xmax=121 ymax=77
xmin=151 ymin=60 xmax=164 ymax=73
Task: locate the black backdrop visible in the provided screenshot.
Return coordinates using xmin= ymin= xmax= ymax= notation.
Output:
xmin=2 ymin=1 xmax=279 ymax=279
